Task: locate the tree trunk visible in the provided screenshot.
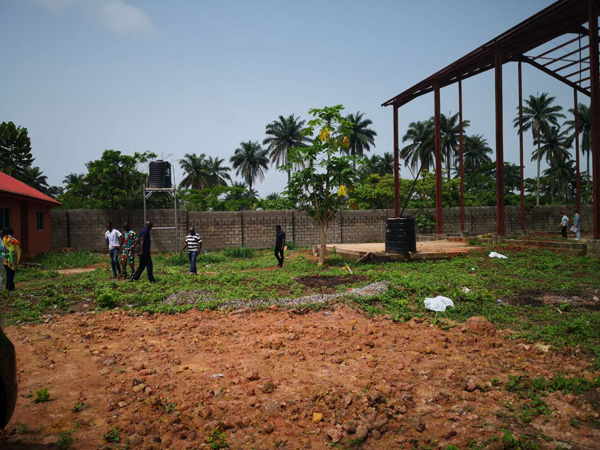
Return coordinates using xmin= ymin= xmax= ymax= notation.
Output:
xmin=588 ymin=150 xmax=591 ymax=184
xmin=248 ymin=181 xmax=252 ymax=200
xmin=318 ymin=220 xmax=328 ymax=266
xmin=287 ymin=169 xmax=291 ymax=185
xmin=536 ymin=142 xmax=541 ymax=206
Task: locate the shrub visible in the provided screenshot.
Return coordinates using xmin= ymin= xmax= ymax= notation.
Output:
xmin=96 ymin=289 xmax=118 ymax=309
xmin=34 ymin=388 xmax=50 ymax=403
xmin=224 ymin=247 xmax=254 ymax=259
xmin=104 ymin=428 xmax=120 ymax=443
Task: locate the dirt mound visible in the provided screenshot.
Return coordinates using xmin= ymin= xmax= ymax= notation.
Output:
xmin=2 ymin=307 xmax=599 ymax=449
xmin=512 ymin=290 xmax=600 ymax=309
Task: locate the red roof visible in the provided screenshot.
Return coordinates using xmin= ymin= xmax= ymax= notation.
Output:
xmin=0 ymin=171 xmax=60 ymax=206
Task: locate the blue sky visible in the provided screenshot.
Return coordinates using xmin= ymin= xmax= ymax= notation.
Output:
xmin=0 ymin=0 xmax=587 ymax=196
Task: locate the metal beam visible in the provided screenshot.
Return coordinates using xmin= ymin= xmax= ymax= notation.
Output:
xmin=434 ymin=79 xmax=443 ymax=234
xmin=532 ymin=35 xmax=583 ymax=59
xmin=495 ymin=49 xmax=506 ymax=236
xmin=393 ymin=106 xmax=400 ymax=217
xmin=575 ymin=89 xmax=581 ymax=212
xmin=542 ymin=44 xmax=590 ymax=66
xmin=519 ymin=61 xmax=526 ymax=231
xmin=554 ymin=55 xmax=589 ymax=72
xmin=459 ymin=79 xmax=465 ymax=232
xmin=519 ymin=54 xmax=591 ymax=96
xmin=589 ymin=0 xmax=600 ymax=239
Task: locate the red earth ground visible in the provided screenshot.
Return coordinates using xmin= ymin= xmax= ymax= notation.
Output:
xmin=1 ymin=306 xmax=599 ymax=449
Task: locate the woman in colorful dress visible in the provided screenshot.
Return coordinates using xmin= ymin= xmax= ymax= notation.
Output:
xmin=1 ymin=228 xmax=21 ymax=292
xmin=119 ymin=223 xmax=138 ymax=280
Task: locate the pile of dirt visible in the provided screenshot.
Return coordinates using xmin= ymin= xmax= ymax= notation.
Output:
xmin=2 ymin=306 xmax=599 ymax=449
xmin=511 ymin=290 xmax=600 ymax=309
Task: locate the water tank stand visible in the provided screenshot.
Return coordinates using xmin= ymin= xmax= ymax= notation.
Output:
xmin=142 ymin=186 xmax=178 ymax=253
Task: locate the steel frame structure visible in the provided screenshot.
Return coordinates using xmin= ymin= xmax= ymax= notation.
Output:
xmin=383 ymin=0 xmax=600 ymax=239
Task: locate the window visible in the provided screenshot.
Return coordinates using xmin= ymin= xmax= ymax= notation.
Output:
xmin=0 ymin=207 xmax=9 ymax=229
xmin=37 ymin=211 xmax=44 ymax=230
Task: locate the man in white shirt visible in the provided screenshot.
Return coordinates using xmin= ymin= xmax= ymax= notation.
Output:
xmin=105 ymin=222 xmax=122 ymax=278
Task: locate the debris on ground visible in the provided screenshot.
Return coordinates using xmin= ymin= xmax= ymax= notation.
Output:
xmin=424 ymin=295 xmax=454 ymax=312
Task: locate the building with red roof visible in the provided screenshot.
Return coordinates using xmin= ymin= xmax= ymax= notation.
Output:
xmin=0 ymin=171 xmax=60 ymax=256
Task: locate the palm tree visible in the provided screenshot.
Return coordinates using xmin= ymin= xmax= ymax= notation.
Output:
xmin=441 ymin=112 xmax=470 ymax=180
xmin=401 ymin=119 xmax=435 ymax=173
xmin=180 ymin=153 xmax=211 ymax=190
xmin=21 ymin=166 xmax=49 ymax=192
xmin=513 ymin=93 xmax=565 ymax=205
xmin=462 ymin=134 xmax=492 ymax=175
xmin=205 ymin=156 xmax=231 ymax=187
xmin=533 ymin=126 xmax=572 ymax=204
xmin=230 ymin=141 xmax=269 ymax=199
xmin=543 ymin=154 xmax=575 ymax=203
xmin=263 ymin=114 xmax=310 ymax=182
xmin=345 ymin=112 xmax=377 ymax=159
xmin=565 ymin=102 xmax=591 ymax=181
xmin=63 ymin=173 xmax=85 ymax=194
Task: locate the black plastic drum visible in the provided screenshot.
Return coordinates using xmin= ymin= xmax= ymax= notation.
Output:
xmin=385 ymin=217 xmax=417 ymax=254
xmin=148 ymin=160 xmax=172 ymax=189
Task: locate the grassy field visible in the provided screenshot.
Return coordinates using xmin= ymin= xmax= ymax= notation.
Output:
xmin=2 ymin=245 xmax=600 ymax=366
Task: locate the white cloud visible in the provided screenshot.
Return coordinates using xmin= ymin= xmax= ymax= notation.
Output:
xmin=98 ymin=0 xmax=156 ymax=35
xmin=31 ymin=0 xmax=157 ymax=35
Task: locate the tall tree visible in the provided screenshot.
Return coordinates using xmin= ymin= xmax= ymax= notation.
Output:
xmin=565 ymin=102 xmax=591 ymax=181
xmin=263 ymin=114 xmax=310 ymax=182
xmin=401 ymin=119 xmax=435 ymax=173
xmin=533 ymin=126 xmax=572 ymax=203
xmin=461 ymin=134 xmax=492 ymax=175
xmin=441 ymin=112 xmax=470 ymax=180
xmin=513 ymin=93 xmax=565 ymax=206
xmin=179 ymin=153 xmax=211 ymax=190
xmin=21 ymin=166 xmax=49 ymax=192
xmin=345 ymin=112 xmax=377 ymax=158
xmin=205 ymin=156 xmax=231 ymax=187
xmin=543 ymin=154 xmax=575 ymax=203
xmin=0 ymin=121 xmax=34 ymax=179
xmin=230 ymin=141 xmax=269 ymax=199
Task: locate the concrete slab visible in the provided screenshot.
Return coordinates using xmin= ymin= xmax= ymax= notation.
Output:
xmin=322 ymin=240 xmax=480 ymax=263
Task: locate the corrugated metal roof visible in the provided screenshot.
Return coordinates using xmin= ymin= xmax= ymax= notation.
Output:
xmin=0 ymin=171 xmax=61 ymax=206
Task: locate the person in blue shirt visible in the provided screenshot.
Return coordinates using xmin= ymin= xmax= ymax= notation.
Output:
xmin=131 ymin=221 xmax=156 ymax=282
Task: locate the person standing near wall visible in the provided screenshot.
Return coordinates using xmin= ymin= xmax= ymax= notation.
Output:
xmin=571 ymin=210 xmax=582 ymax=241
xmin=105 ymin=222 xmax=122 ymax=279
xmin=180 ymin=226 xmax=202 ymax=275
xmin=132 ymin=221 xmax=156 ymax=282
xmin=274 ymin=225 xmax=286 ymax=268
xmin=559 ymin=212 xmax=569 ymax=239
xmin=119 ymin=223 xmax=138 ymax=280
xmin=1 ymin=229 xmax=21 ymax=292
xmin=0 ymin=238 xmax=5 ymax=294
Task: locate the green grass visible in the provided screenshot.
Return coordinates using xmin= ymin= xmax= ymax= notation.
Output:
xmin=2 ymin=246 xmax=600 ymax=368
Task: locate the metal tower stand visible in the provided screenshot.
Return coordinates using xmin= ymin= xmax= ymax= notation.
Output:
xmin=143 ymin=186 xmax=179 ymax=253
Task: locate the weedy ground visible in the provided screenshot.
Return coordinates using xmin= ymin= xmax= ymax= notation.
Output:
xmin=1 ymin=245 xmax=600 ymax=449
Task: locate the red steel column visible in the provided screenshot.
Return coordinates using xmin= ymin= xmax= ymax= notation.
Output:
xmin=589 ymin=0 xmax=600 ymax=239
xmin=434 ymin=79 xmax=444 ymax=234
xmin=393 ymin=105 xmax=400 ymax=217
xmin=495 ymin=48 xmax=506 ymax=235
xmin=459 ymin=80 xmax=465 ymax=232
xmin=574 ymin=90 xmax=581 ymax=212
xmin=518 ymin=61 xmax=525 ymax=231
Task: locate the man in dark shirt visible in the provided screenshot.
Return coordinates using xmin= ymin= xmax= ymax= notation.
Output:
xmin=132 ymin=221 xmax=156 ymax=282
xmin=274 ymin=225 xmax=286 ymax=268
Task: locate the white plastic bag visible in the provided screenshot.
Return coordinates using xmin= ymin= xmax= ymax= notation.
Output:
xmin=489 ymin=251 xmax=508 ymax=259
xmin=424 ymin=296 xmax=454 ymax=312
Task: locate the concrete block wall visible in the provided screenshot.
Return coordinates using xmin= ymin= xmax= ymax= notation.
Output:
xmin=51 ymin=205 xmax=597 ymax=252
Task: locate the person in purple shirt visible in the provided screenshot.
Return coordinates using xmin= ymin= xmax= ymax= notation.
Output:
xmin=131 ymin=221 xmax=156 ymax=282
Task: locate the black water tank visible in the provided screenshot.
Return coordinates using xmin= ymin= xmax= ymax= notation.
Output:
xmin=148 ymin=161 xmax=172 ymax=188
xmin=385 ymin=217 xmax=417 ymax=254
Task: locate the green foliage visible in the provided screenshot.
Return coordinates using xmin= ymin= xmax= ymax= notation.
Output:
xmin=223 ymin=247 xmax=254 ymax=259
xmin=207 ymin=428 xmax=230 ymax=449
xmin=96 ymin=289 xmax=118 ymax=309
xmin=0 ymin=121 xmax=34 ymax=179
xmin=104 ymin=428 xmax=121 ymax=443
xmin=72 ymin=402 xmax=84 ymax=413
xmin=181 ymin=185 xmax=253 ymax=211
xmin=34 ymin=388 xmax=50 ymax=403
xmin=32 ymin=251 xmax=104 ymax=270
xmin=501 ymin=430 xmax=539 ymax=450
xmin=58 ymin=150 xmax=161 ymax=209
xmin=57 ymin=432 xmax=74 ymax=450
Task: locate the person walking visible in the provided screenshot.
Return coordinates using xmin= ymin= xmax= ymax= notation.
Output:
xmin=559 ymin=212 xmax=569 ymax=239
xmin=119 ymin=223 xmax=138 ymax=279
xmin=1 ymin=229 xmax=21 ymax=292
xmin=0 ymin=237 xmax=5 ymax=294
xmin=132 ymin=221 xmax=156 ymax=282
xmin=180 ymin=227 xmax=202 ymax=275
xmin=571 ymin=210 xmax=582 ymax=241
xmin=274 ymin=225 xmax=286 ymax=268
xmin=105 ymin=222 xmax=122 ymax=278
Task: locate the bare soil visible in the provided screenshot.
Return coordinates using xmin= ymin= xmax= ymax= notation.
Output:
xmin=1 ymin=306 xmax=599 ymax=449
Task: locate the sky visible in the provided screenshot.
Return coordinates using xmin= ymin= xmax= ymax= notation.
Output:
xmin=0 ymin=0 xmax=589 ymax=196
